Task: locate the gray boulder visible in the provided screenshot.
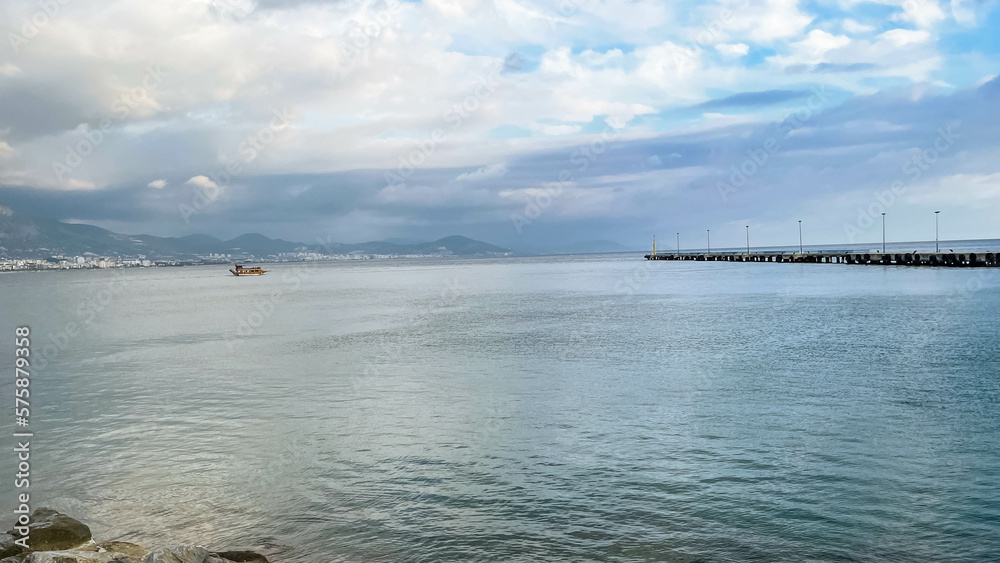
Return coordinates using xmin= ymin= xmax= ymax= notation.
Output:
xmin=141 ymin=547 xmax=268 ymax=563
xmin=23 ymin=551 xmax=127 ymax=563
xmin=96 ymin=543 xmax=146 ymax=561
xmin=1 ymin=508 xmax=92 ymax=558
xmin=0 ymin=532 xmax=24 ymax=559
xmin=209 ymin=553 xmax=268 ymax=563
xmin=142 ymin=547 xmax=211 ymax=563
xmin=19 ymin=508 xmax=91 ymax=553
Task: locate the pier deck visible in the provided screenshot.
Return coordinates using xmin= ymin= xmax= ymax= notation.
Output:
xmin=644 ymin=251 xmax=1000 ymax=267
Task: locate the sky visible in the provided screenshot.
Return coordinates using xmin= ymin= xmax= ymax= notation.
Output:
xmin=0 ymin=0 xmax=998 ymax=250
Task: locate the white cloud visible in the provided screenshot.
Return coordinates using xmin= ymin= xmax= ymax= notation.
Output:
xmin=65 ymin=179 xmax=96 ymax=190
xmin=842 ymin=19 xmax=875 ymax=33
xmin=542 ymin=124 xmax=582 ymax=135
xmin=147 ymin=179 xmax=167 ymax=189
xmin=0 ymin=141 xmax=13 ymax=159
xmin=185 ymin=176 xmax=220 ymax=191
xmin=789 ymin=29 xmax=852 ymax=63
xmin=909 ymin=173 xmax=1000 ymax=207
xmin=891 ymin=0 xmax=947 ymax=28
xmin=950 ymin=0 xmax=977 ymax=25
xmin=0 ymin=0 xmax=975 ymax=204
xmin=877 ymin=29 xmax=932 ymax=47
xmin=722 ymin=0 xmax=814 ymax=42
xmin=455 ymin=162 xmax=508 ymax=182
xmin=715 ymin=43 xmax=749 ymax=57
xmin=0 ymin=63 xmax=22 ymax=76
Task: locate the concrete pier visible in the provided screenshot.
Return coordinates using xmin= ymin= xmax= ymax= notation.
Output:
xmin=643 ymin=251 xmax=1000 ymax=267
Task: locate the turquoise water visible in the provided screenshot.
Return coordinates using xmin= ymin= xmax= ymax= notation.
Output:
xmin=1 ymin=254 xmax=999 ymax=561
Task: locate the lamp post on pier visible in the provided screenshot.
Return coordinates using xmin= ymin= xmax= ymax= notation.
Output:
xmin=882 ymin=212 xmax=886 ymax=253
xmin=707 ymin=230 xmax=711 ymax=255
xmin=935 ymin=211 xmax=940 ymax=252
xmin=746 ymin=225 xmax=750 ymax=255
xmin=677 ymin=232 xmax=680 ymax=254
xmin=798 ymin=220 xmax=803 ymax=254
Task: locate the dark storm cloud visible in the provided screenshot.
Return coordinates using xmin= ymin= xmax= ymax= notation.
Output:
xmin=2 ymin=78 xmax=999 ymax=247
xmin=0 ymin=76 xmax=107 ymax=142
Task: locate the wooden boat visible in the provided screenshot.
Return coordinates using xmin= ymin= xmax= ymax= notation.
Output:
xmin=229 ymin=263 xmax=268 ymax=276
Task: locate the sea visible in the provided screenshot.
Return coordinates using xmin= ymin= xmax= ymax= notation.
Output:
xmin=1 ymin=248 xmax=998 ymax=562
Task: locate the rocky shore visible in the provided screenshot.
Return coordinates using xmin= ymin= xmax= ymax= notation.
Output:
xmin=0 ymin=508 xmax=270 ymax=563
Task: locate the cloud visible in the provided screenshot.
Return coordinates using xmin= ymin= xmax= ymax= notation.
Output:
xmin=722 ymin=0 xmax=814 ymax=42
xmin=0 ymin=141 xmax=13 ymax=159
xmin=185 ymin=176 xmax=220 ymax=191
xmin=0 ymin=0 xmax=996 ymax=247
xmin=455 ymin=163 xmax=508 ymax=182
xmin=891 ymin=0 xmax=947 ymax=28
xmin=542 ymin=124 xmax=583 ymax=135
xmin=147 ymin=179 xmax=168 ymax=189
xmin=842 ymin=19 xmax=875 ymax=33
xmin=697 ymin=89 xmax=811 ymax=109
xmin=950 ymin=0 xmax=978 ymax=25
xmin=65 ymin=179 xmax=96 ymax=190
xmin=908 ymin=173 xmax=1000 ymax=207
xmin=784 ymin=29 xmax=852 ymax=65
xmin=878 ymin=29 xmax=932 ymax=47
xmin=715 ymin=43 xmax=749 ymax=57
xmin=785 ymin=62 xmax=877 ymax=74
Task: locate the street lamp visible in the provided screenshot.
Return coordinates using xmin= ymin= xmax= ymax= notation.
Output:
xmin=935 ymin=211 xmax=940 ymax=252
xmin=798 ymin=220 xmax=803 ymax=254
xmin=882 ymin=212 xmax=886 ymax=253
xmin=676 ymin=232 xmax=680 ymax=254
xmin=707 ymin=229 xmax=711 ymax=254
xmin=746 ymin=225 xmax=750 ymax=255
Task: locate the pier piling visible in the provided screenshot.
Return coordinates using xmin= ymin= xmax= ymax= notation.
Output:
xmin=643 ymin=251 xmax=1000 ymax=267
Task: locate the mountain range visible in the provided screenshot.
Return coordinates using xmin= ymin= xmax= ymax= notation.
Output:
xmin=0 ymin=205 xmax=510 ymax=259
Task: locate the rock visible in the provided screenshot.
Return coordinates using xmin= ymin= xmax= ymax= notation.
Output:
xmin=72 ymin=542 xmax=100 ymax=552
xmin=0 ymin=532 xmax=25 ymax=559
xmin=141 ymin=547 xmax=268 ymax=563
xmin=209 ymin=553 xmax=268 ymax=563
xmin=1 ymin=556 xmax=24 ymax=563
xmin=22 ymin=551 xmax=127 ymax=563
xmin=142 ymin=546 xmax=212 ymax=563
xmin=96 ymin=544 xmax=146 ymax=561
xmin=8 ymin=509 xmax=92 ymax=553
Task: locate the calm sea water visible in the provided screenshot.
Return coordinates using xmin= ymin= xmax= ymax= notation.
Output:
xmin=1 ymin=254 xmax=999 ymax=562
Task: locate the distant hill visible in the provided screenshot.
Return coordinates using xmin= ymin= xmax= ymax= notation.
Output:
xmin=0 ymin=205 xmax=509 ymax=259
